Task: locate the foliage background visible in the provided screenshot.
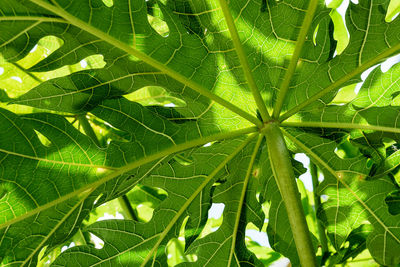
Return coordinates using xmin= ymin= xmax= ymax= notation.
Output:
xmin=0 ymin=0 xmax=400 ymax=266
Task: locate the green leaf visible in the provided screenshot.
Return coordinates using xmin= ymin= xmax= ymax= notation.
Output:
xmin=284 ymin=128 xmax=400 ymax=265
xmin=1 ymin=0 xmax=400 ymax=266
xmin=0 ymin=96 xmax=256 ymax=265
xmin=52 ymin=136 xmax=260 ymax=266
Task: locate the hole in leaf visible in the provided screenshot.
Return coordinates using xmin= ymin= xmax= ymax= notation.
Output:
xmin=381 ymin=54 xmax=400 ymax=73
xmin=34 ymin=130 xmax=52 ymax=147
xmin=20 ymin=35 xmax=64 ymax=69
xmin=294 ymin=153 xmax=313 ymax=191
xmin=173 ymin=153 xmax=194 ymax=166
xmin=125 ymin=86 xmax=186 ymax=107
xmin=353 ymin=64 xmax=379 ymax=95
xmin=10 ymin=76 xmax=22 ymax=83
xmin=30 ymin=44 xmax=38 ymax=53
xmin=101 ymin=0 xmax=113 ymax=7
xmin=312 ymin=24 xmax=319 ymax=46
xmin=89 ymin=233 xmax=104 ymax=249
xmin=334 ymin=139 xmax=361 ymax=159
xmin=245 ymin=222 xmax=270 ymax=247
xmin=197 ymin=203 xmax=225 ymax=239
xmin=330 ymin=83 xmax=357 ymax=104
xmin=329 ymin=0 xmax=350 ymax=55
xmin=60 ymin=241 xmax=77 ymax=252
xmin=88 ymin=115 xmax=131 ymax=143
xmin=318 ymin=172 xmax=325 ymax=182
xmin=85 ymin=198 xmax=126 ymax=229
xmin=166 ymin=216 xmax=197 ymax=265
xmin=125 ymin=184 xmax=168 ymax=222
xmin=148 ymin=14 xmax=169 ymax=37
xmin=385 ymin=190 xmax=400 ymax=215
xmin=321 ymin=194 xmax=329 ymax=201
xmin=97 ymin=211 xmax=124 ymax=221
xmin=62 ymin=54 xmax=106 ymax=75
xmin=244 ymin=222 xmax=287 ymax=265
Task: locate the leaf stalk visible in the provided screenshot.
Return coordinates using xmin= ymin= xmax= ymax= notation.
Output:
xmin=264 ymin=122 xmax=317 ymax=267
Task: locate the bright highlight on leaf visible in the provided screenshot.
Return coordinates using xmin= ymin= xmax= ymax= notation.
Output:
xmin=0 ymin=0 xmax=400 ymax=266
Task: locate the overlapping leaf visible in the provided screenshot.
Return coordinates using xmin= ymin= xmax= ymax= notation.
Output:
xmin=1 ymin=0 xmax=255 ymax=131
xmin=52 ymin=137 xmax=262 ymax=266
xmin=283 ymin=127 xmax=400 ymax=265
xmin=0 ymin=97 xmax=245 ymax=265
xmin=1 ymin=0 xmax=400 ymax=266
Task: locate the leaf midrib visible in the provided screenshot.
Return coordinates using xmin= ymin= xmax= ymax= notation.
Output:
xmin=282 ymin=121 xmax=400 ymax=134
xmin=27 ymin=0 xmax=262 ymax=127
xmin=0 ymin=126 xmax=257 ymax=229
xmin=279 ymin=42 xmax=400 ymax=122
xmin=140 ymin=133 xmax=259 ymax=266
xmin=282 ymin=128 xmax=400 ymax=247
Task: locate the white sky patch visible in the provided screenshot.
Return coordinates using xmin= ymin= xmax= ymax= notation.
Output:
xmin=270 ymin=258 xmax=291 ymax=267
xmin=30 ymin=44 xmax=38 ymax=53
xmin=97 ymin=212 xmax=124 ymax=221
xmin=337 ymin=0 xmax=349 ymax=17
xmin=318 ymin=172 xmax=324 ymax=182
xmin=11 ymin=76 xmax=22 ymax=83
xmin=164 ymin=103 xmax=176 ymax=107
xmin=245 ymin=229 xmax=270 ymax=247
xmin=90 ymin=233 xmax=104 ymax=249
xmin=207 ymin=203 xmax=224 ymax=219
xmin=294 ymin=153 xmax=313 ymax=192
xmin=203 ymin=142 xmax=212 ymax=147
xmin=392 ymin=12 xmax=399 ymax=21
xmin=354 ymin=65 xmax=379 ymax=94
xmin=210 ymin=227 xmax=219 ymax=232
xmin=103 ymin=121 xmax=113 ymax=127
xmin=80 ymin=59 xmax=88 ymax=68
xmin=381 ymin=54 xmax=400 ymax=72
xmin=61 ymin=242 xmax=76 ymax=252
xmin=0 ymin=67 xmax=4 ymax=75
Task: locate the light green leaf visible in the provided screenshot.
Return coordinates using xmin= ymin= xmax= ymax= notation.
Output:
xmin=52 ymin=136 xmax=261 ymax=266
xmin=1 ymin=0 xmax=400 ymax=266
xmin=283 ymin=128 xmax=400 ymax=265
